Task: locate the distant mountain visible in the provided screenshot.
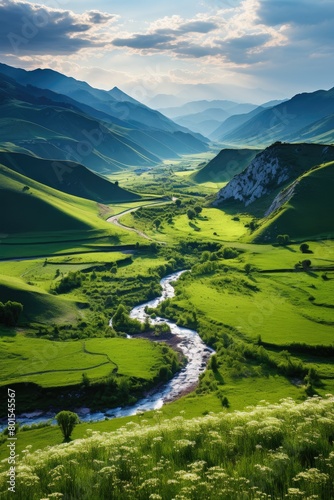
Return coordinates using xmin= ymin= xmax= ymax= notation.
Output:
xmin=0 ymin=71 xmax=208 ymax=172
xmin=0 ymin=151 xmax=140 ymax=203
xmin=173 ymin=108 xmax=230 ymax=137
xmin=216 ymin=87 xmax=334 ymax=146
xmin=158 ymin=100 xmax=256 ymax=120
xmin=192 ymin=148 xmax=261 ymax=184
xmin=0 ymin=63 xmax=208 ymax=163
xmin=210 ymin=106 xmax=266 ymax=141
xmin=214 ymin=142 xmax=334 ymax=215
xmin=287 ymin=114 xmax=334 ymax=144
xmin=0 ymin=73 xmax=161 ymax=172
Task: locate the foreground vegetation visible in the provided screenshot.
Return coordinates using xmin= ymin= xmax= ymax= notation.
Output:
xmin=0 ymin=396 xmax=333 ymax=499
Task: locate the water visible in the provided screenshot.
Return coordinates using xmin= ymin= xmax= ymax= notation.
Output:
xmin=3 ymin=271 xmax=213 ymax=429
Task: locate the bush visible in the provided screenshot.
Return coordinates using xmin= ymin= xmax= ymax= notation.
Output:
xmin=56 ymin=411 xmax=79 ymax=441
xmin=300 ymin=243 xmax=310 ymax=253
xmin=0 ymin=301 xmax=23 ymax=326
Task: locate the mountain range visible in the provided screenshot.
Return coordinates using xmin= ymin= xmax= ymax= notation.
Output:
xmin=213 ymin=87 xmax=334 ymax=146
xmin=0 ymin=63 xmax=209 ymax=173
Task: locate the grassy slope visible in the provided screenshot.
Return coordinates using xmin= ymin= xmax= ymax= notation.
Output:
xmin=0 ymin=151 xmax=140 ymax=203
xmin=0 ymin=163 xmax=102 ymax=233
xmin=192 ymin=148 xmax=261 ymax=183
xmin=1 ymin=396 xmax=333 ymax=499
xmin=0 ymin=336 xmax=166 ymax=388
xmin=0 ymin=163 xmax=146 ymax=255
xmin=0 ymin=275 xmax=79 ymax=324
xmin=254 ymin=161 xmax=334 ymax=242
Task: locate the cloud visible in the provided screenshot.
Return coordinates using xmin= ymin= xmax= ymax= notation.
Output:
xmin=111 ymin=14 xmax=222 ymax=56
xmin=110 ymin=5 xmax=276 ymax=65
xmin=178 ymin=20 xmax=219 ymax=33
xmin=113 ymin=33 xmax=174 ymax=50
xmin=0 ymin=0 xmax=116 ymax=56
xmin=257 ymin=0 xmax=334 ymax=27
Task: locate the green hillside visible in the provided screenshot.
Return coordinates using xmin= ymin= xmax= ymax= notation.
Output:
xmin=0 ymin=100 xmax=160 ymax=172
xmin=192 ymin=148 xmax=261 ymax=183
xmin=0 ymin=151 xmax=140 ymax=203
xmin=289 ymin=114 xmax=334 ymax=144
xmin=253 ymin=161 xmax=334 ymax=242
xmin=0 ymin=163 xmax=116 ymax=236
xmin=0 ymin=275 xmax=78 ymax=324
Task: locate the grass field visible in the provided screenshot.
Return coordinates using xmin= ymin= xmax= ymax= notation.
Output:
xmin=0 ymin=335 xmax=168 ymax=388
xmin=121 ymin=207 xmax=253 ymax=243
xmin=0 ymin=152 xmax=333 ymax=492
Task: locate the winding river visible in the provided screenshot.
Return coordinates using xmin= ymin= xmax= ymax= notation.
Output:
xmin=6 ymin=271 xmax=213 ymax=428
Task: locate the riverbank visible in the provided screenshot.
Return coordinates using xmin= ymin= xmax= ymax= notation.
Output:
xmin=0 ymin=271 xmax=213 ymax=430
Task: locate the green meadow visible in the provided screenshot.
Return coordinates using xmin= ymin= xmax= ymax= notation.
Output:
xmin=0 ymin=335 xmax=171 ymax=387
xmin=0 ymin=150 xmax=333 ymax=500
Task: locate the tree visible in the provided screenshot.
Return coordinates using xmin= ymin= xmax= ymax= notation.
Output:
xmin=300 ymin=243 xmax=310 ymax=253
xmin=175 ymin=198 xmax=182 ymax=208
xmin=56 ymin=411 xmax=79 ymax=441
xmin=302 ymin=259 xmax=312 ymax=270
xmin=0 ymin=301 xmax=23 ymax=326
xmin=194 ymin=205 xmax=202 ymax=215
xmin=153 ymin=218 xmax=161 ymax=230
xmin=277 ymin=234 xmax=290 ymax=246
xmin=244 ymin=263 xmax=252 ymax=275
xmin=187 ymin=208 xmax=196 ymax=220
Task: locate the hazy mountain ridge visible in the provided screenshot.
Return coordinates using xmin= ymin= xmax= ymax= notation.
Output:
xmin=216 ymin=87 xmax=334 ymax=145
xmin=0 ymin=63 xmax=209 ymax=167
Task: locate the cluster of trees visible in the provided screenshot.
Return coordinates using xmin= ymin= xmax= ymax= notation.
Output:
xmin=187 ymin=205 xmax=202 ymax=220
xmin=0 ymin=301 xmax=23 ymax=326
xmin=54 ymin=271 xmax=84 ymax=293
xmin=111 ymin=304 xmax=147 ymax=335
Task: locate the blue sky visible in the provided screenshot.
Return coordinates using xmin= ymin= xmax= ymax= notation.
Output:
xmin=0 ymin=0 xmax=333 ymax=104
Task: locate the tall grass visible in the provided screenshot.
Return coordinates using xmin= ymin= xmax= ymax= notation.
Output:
xmin=1 ymin=396 xmax=333 ymax=499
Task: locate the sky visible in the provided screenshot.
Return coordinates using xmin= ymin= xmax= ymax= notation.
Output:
xmin=0 ymin=0 xmax=333 ymax=106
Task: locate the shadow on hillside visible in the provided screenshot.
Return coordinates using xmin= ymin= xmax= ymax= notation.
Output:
xmin=189 ymin=222 xmax=201 ymax=231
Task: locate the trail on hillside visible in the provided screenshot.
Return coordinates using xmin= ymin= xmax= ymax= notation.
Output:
xmin=107 ymin=207 xmax=152 ymax=240
xmin=107 ymin=200 xmax=172 ymax=243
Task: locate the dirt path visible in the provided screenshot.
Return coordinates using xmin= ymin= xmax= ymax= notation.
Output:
xmin=107 ymin=207 xmax=152 ymax=240
xmin=107 ymin=200 xmax=172 ymax=243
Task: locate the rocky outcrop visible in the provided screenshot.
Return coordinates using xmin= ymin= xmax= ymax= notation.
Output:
xmin=213 ymin=142 xmax=334 ymax=209
xmin=213 ymin=145 xmax=289 ymax=207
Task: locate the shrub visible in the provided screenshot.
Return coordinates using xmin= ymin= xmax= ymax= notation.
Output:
xmin=55 ymin=411 xmax=79 ymax=441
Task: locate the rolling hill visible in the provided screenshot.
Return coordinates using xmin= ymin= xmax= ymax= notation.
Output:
xmin=253 ymin=161 xmax=334 ymax=242
xmin=0 ymin=162 xmax=116 ymax=235
xmin=192 ymin=148 xmax=261 ymax=183
xmin=0 ymin=151 xmax=140 ymax=203
xmin=214 ymin=143 xmax=334 ymax=216
xmin=0 ymin=275 xmax=78 ymax=324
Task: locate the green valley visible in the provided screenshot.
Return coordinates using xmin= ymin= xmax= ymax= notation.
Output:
xmin=0 ymin=62 xmax=333 ymax=500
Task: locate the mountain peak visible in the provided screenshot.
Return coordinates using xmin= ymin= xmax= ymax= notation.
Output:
xmin=108 ymin=86 xmax=140 ymax=105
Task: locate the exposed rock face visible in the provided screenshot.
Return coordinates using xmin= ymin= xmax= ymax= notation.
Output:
xmin=264 ymin=179 xmax=299 ymax=217
xmin=213 ymin=142 xmax=334 ymax=209
xmin=213 ymin=145 xmax=290 ymax=207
